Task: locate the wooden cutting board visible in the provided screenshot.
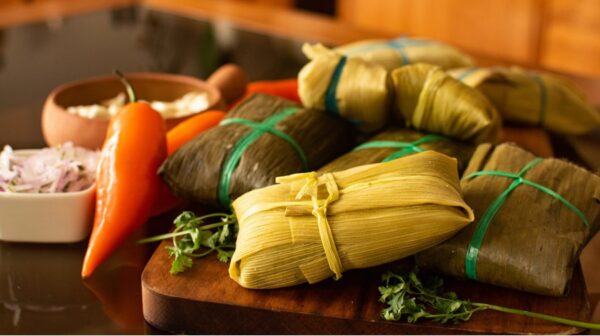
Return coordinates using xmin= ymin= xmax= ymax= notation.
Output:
xmin=142 ymin=241 xmax=591 ymax=334
xmin=142 ymin=127 xmax=590 ymax=334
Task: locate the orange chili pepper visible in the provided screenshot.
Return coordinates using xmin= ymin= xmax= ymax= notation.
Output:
xmin=231 ymin=79 xmax=300 ymax=108
xmin=146 ymin=110 xmax=227 ymax=217
xmin=166 ymin=110 xmax=226 ymax=155
xmin=82 ymin=72 xmax=166 ymax=278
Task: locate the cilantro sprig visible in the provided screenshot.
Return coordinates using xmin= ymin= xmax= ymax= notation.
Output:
xmin=138 ymin=211 xmax=237 ymax=274
xmin=380 ymin=268 xmax=600 ymax=330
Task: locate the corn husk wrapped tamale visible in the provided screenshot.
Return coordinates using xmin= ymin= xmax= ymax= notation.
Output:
xmin=229 ymin=151 xmax=474 ymax=289
xmin=391 ymin=63 xmax=501 ymax=144
xmin=416 ymin=143 xmax=600 ymax=296
xmin=298 ymin=43 xmax=390 ymax=133
xmin=449 ymin=66 xmax=600 ymax=135
xmin=159 ymin=94 xmax=355 ymax=208
xmin=334 ymin=37 xmax=474 ymax=71
xmin=319 ymin=128 xmax=474 ymax=174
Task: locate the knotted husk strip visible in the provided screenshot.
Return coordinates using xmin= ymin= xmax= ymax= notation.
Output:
xmin=319 ymin=128 xmax=474 ymax=174
xmin=335 ymin=37 xmax=474 ymax=71
xmin=416 ymin=143 xmax=600 ymax=296
xmin=448 ymin=66 xmax=600 ymax=135
xmin=229 ymin=151 xmax=474 ymax=289
xmin=298 ymin=43 xmax=390 ymax=133
xmin=158 ymin=94 xmax=355 ymax=208
xmin=391 ymin=63 xmax=501 ymax=144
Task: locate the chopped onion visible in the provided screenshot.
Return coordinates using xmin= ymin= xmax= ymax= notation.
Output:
xmin=0 ymin=143 xmax=99 ymax=193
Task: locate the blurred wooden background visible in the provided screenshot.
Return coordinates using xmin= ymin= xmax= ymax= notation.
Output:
xmin=2 ymin=0 xmax=599 ymax=78
xmin=238 ymin=0 xmax=600 ymax=78
xmin=337 ymin=0 xmax=600 ymax=78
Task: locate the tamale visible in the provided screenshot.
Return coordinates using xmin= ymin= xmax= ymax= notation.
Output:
xmin=298 ymin=43 xmax=390 ymax=133
xmin=319 ymin=128 xmax=474 ymax=174
xmin=159 ymin=94 xmax=355 ymax=208
xmin=391 ymin=63 xmax=501 ymax=144
xmin=416 ymin=143 xmax=600 ymax=296
xmin=449 ymin=66 xmax=600 ymax=135
xmin=229 ymin=151 xmax=474 ymax=289
xmin=335 ymin=37 xmax=474 ymax=71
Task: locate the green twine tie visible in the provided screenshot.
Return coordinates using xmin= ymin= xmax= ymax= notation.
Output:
xmin=325 ymin=55 xmax=347 ymax=116
xmin=462 ymin=157 xmax=590 ymax=281
xmin=217 ymin=106 xmax=308 ymax=207
xmin=342 ymin=37 xmax=431 ymax=64
xmin=387 ymin=37 xmax=431 ymax=64
xmin=531 ymin=74 xmax=548 ymax=127
xmin=456 ymin=67 xmax=478 ymax=81
xmin=353 ymin=134 xmax=444 ymax=162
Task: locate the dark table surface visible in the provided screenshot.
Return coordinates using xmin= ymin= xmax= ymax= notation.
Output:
xmin=0 ymin=5 xmax=308 ymax=333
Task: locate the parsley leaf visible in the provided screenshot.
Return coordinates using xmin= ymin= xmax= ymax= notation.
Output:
xmin=379 ymin=267 xmax=600 ymax=330
xmin=139 ymin=211 xmax=237 ymax=274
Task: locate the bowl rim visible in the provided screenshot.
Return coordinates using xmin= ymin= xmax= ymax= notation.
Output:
xmin=0 ymin=148 xmax=97 ymax=198
xmin=48 ymin=72 xmax=222 ymax=109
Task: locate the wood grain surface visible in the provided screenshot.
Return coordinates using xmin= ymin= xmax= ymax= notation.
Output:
xmin=142 ymin=240 xmax=591 ymax=334
xmin=541 ymin=0 xmax=600 ymax=77
xmin=337 ymin=0 xmax=542 ymax=65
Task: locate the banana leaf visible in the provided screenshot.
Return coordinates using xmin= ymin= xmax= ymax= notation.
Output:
xmin=319 ymin=128 xmax=474 ymax=174
xmin=416 ymin=143 xmax=600 ymax=296
xmin=159 ymin=94 xmax=355 ymax=208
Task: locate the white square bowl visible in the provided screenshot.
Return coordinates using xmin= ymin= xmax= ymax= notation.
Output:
xmin=0 ymin=150 xmax=96 ymax=243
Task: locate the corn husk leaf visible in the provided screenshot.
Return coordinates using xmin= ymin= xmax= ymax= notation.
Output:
xmin=319 ymin=128 xmax=474 ymax=174
xmin=416 ymin=143 xmax=600 ymax=296
xmin=159 ymin=94 xmax=355 ymax=208
xmin=335 ymin=37 xmax=474 ymax=71
xmin=449 ymin=66 xmax=600 ymax=134
xmin=229 ymin=151 xmax=474 ymax=289
xmin=298 ymin=43 xmax=390 ymax=133
xmin=391 ymin=63 xmax=501 ymax=143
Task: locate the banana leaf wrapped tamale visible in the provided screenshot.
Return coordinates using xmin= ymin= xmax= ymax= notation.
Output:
xmin=449 ymin=66 xmax=600 ymax=135
xmin=416 ymin=143 xmax=600 ymax=296
xmin=229 ymin=151 xmax=474 ymax=289
xmin=319 ymin=128 xmax=474 ymax=174
xmin=391 ymin=63 xmax=501 ymax=144
xmin=159 ymin=94 xmax=355 ymax=208
xmin=298 ymin=43 xmax=390 ymax=133
xmin=335 ymin=37 xmax=474 ymax=71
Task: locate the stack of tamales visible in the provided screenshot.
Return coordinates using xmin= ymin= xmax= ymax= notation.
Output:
xmin=299 ymin=44 xmax=501 ymax=141
xmin=229 ymin=151 xmax=474 ymax=289
xmin=416 ymin=143 xmax=600 ymax=296
xmin=159 ymin=94 xmax=355 ymax=208
xmin=450 ymin=66 xmax=600 ymax=134
xmin=319 ymin=128 xmax=474 ymax=174
xmin=334 ymin=37 xmax=474 ymax=71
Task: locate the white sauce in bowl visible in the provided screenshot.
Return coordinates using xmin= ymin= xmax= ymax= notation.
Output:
xmin=66 ymin=92 xmax=210 ymax=120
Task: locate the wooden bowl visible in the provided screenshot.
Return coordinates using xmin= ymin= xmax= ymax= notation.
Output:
xmin=42 ymin=64 xmax=247 ymax=149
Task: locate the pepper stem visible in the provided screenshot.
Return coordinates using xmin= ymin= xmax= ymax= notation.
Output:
xmin=114 ymin=69 xmax=137 ymax=103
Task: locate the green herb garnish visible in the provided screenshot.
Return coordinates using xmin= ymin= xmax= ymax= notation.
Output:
xmin=138 ymin=211 xmax=237 ymax=274
xmin=380 ymin=268 xmax=600 ymax=330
